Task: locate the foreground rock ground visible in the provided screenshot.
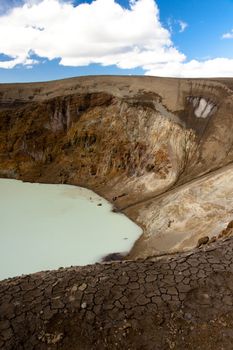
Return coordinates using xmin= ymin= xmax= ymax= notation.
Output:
xmin=1 ymin=238 xmax=233 ymax=350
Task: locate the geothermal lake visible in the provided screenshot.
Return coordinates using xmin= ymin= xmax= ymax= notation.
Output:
xmin=0 ymin=179 xmax=142 ymax=280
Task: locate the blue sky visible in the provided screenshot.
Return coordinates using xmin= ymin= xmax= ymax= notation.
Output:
xmin=0 ymin=0 xmax=233 ymax=82
xmin=157 ymin=0 xmax=233 ymax=59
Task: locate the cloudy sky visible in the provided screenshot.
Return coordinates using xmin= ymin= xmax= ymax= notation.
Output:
xmin=1 ymin=0 xmax=233 ymax=82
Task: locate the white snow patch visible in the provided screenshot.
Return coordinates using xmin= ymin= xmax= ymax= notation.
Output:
xmin=201 ymin=102 xmax=215 ymax=119
xmin=195 ymin=98 xmax=208 ymax=118
xmin=188 ymin=97 xmax=216 ymax=119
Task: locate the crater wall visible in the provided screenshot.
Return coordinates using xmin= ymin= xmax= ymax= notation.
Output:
xmin=1 ymin=76 xmax=233 ymax=255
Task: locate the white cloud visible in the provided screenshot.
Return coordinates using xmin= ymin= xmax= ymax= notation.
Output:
xmin=178 ymin=20 xmax=188 ymax=33
xmin=0 ymin=0 xmax=185 ymax=69
xmin=0 ymin=0 xmax=233 ymax=78
xmin=0 ymin=56 xmax=37 ymax=69
xmin=222 ymin=30 xmax=233 ymax=39
xmin=145 ymin=58 xmax=233 ymax=78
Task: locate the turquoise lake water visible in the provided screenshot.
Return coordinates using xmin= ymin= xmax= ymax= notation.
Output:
xmin=0 ymin=179 xmax=142 ymax=280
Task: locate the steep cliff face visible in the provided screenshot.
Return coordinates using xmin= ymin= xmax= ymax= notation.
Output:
xmin=0 ymin=86 xmax=196 ymax=207
xmin=1 ymin=76 xmax=233 ymax=256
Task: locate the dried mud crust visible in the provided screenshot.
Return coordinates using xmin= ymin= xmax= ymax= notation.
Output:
xmin=1 ymin=238 xmax=233 ymax=349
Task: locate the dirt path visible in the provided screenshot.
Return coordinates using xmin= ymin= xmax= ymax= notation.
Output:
xmin=1 ymin=238 xmax=233 ymax=349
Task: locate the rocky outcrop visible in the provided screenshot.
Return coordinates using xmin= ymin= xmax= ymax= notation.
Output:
xmin=1 ymin=238 xmax=233 ymax=349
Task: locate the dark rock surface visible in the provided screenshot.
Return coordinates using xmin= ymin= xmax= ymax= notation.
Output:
xmin=1 ymin=238 xmax=233 ymax=349
xmin=196 ymin=236 xmax=209 ymax=248
xmin=101 ymin=252 xmax=125 ymax=262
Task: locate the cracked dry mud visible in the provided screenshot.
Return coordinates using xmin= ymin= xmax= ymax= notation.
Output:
xmin=1 ymin=238 xmax=233 ymax=350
